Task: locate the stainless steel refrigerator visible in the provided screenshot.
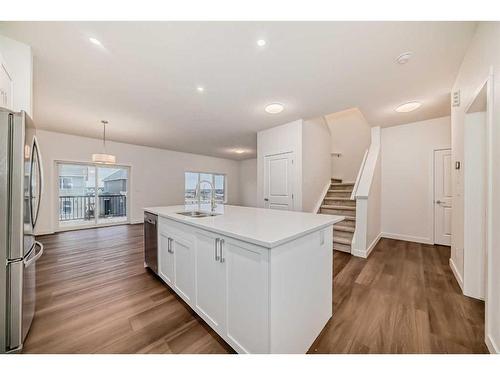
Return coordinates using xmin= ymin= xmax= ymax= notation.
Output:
xmin=0 ymin=107 xmax=44 ymax=353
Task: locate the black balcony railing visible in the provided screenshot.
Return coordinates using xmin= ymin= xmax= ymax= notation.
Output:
xmin=59 ymin=194 xmax=126 ymax=221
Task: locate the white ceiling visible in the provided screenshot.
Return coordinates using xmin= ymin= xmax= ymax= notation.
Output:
xmin=0 ymin=22 xmax=476 ymax=160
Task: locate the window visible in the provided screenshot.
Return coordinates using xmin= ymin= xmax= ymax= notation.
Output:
xmin=57 ymin=162 xmax=129 ymax=229
xmin=185 ymin=172 xmax=225 ymax=204
xmin=59 ymin=177 xmax=73 ymax=189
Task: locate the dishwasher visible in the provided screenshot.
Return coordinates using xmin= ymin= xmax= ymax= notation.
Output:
xmin=144 ymin=212 xmax=158 ymax=275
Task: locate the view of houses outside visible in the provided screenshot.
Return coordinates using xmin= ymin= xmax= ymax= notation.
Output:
xmin=185 ymin=172 xmax=225 ymax=204
xmin=58 ymin=163 xmax=128 ymax=228
xmin=97 ymin=168 xmax=128 ymax=225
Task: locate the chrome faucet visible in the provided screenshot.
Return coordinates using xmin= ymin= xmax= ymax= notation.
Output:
xmin=195 ymin=179 xmax=217 ymax=213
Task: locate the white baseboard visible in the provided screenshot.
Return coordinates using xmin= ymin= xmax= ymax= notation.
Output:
xmin=486 ymin=334 xmax=499 ymax=354
xmin=351 ymin=233 xmax=381 ymax=259
xmin=380 ymin=232 xmax=433 ymax=245
xmin=449 ymin=257 xmax=464 ymax=291
xmin=130 ymin=219 xmax=144 ymax=225
xmin=34 ymin=230 xmax=55 ymax=236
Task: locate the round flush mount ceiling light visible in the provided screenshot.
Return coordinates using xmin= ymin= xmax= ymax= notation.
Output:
xmin=265 ymin=103 xmax=284 ymax=114
xmin=396 ymin=52 xmax=412 ymax=64
xmin=256 ymin=39 xmax=267 ymax=47
xmin=233 ymin=149 xmax=246 ymax=154
xmin=88 ymin=37 xmax=103 ymax=46
xmin=196 ymin=86 xmax=205 ymax=93
xmin=395 ymin=101 xmax=422 ymax=113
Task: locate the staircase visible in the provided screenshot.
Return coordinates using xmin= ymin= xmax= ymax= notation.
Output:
xmin=319 ymin=178 xmax=356 ymax=253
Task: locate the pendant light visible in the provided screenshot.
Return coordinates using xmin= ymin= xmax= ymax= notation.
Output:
xmin=92 ymin=120 xmax=116 ymax=164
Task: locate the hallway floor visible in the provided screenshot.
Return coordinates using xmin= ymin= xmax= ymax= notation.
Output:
xmin=23 ymin=225 xmax=487 ymax=353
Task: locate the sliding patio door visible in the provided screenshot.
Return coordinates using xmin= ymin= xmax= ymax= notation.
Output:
xmin=57 ymin=162 xmax=129 ymax=230
xmin=96 ymin=166 xmax=128 ymax=225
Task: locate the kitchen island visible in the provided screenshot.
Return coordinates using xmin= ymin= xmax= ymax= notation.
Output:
xmin=144 ymin=204 xmax=344 ymax=353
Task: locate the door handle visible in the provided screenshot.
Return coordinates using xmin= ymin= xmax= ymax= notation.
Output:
xmin=24 ymin=241 xmax=44 ymax=267
xmin=435 ymin=200 xmax=442 ymax=204
xmin=30 ymin=137 xmax=43 ymax=229
xmin=219 ymin=238 xmax=225 ymax=263
xmin=167 ymin=238 xmax=174 ymax=254
xmin=214 ymin=238 xmax=220 ymax=261
xmin=264 ymin=198 xmax=269 ymax=202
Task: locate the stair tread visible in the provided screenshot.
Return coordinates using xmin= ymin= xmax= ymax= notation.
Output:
xmin=333 ymin=224 xmax=355 ymax=233
xmin=328 ymin=189 xmax=353 ymax=193
xmin=333 ymin=236 xmax=352 ymax=245
xmin=321 ymin=205 xmax=356 ymax=210
xmin=331 ymin=182 xmax=355 ymax=186
xmin=334 ymin=246 xmax=351 ymax=253
xmin=342 ymin=216 xmax=356 ymax=221
xmin=324 ymin=197 xmax=354 ymax=201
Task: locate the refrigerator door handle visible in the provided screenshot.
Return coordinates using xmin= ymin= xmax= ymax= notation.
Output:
xmin=23 ymin=241 xmax=44 ymax=268
xmin=29 ymin=136 xmax=43 ymax=229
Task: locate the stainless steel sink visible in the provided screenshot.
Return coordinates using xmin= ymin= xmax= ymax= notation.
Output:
xmin=176 ymin=210 xmax=220 ymax=218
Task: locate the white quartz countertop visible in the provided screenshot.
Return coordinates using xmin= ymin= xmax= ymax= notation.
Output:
xmin=144 ymin=204 xmax=344 ymax=248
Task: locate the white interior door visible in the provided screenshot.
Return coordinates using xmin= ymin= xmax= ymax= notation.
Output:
xmin=263 ymin=152 xmax=294 ymax=210
xmin=434 ymin=149 xmax=452 ymax=246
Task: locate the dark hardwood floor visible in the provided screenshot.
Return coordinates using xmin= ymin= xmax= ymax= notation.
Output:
xmin=309 ymin=239 xmax=487 ymax=354
xmin=23 ymin=224 xmax=487 ymax=354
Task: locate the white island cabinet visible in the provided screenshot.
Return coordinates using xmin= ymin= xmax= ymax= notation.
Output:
xmin=145 ymin=205 xmax=344 ymax=354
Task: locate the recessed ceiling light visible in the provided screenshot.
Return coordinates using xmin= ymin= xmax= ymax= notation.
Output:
xmin=196 ymin=86 xmax=205 ymax=93
xmin=396 ymin=52 xmax=412 ymax=64
xmin=395 ymin=101 xmax=421 ymax=113
xmin=89 ymin=37 xmax=102 ymax=46
xmin=256 ymin=39 xmax=267 ymax=47
xmin=265 ymin=103 xmax=284 ymax=114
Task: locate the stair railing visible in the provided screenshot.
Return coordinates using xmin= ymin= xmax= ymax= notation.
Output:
xmin=350 ymin=149 xmax=368 ymax=201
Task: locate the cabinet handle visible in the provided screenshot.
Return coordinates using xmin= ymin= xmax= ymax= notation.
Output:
xmin=168 ymin=237 xmax=174 ymax=254
xmin=219 ymin=238 xmax=225 ymax=263
xmin=214 ymin=238 xmax=220 ymax=261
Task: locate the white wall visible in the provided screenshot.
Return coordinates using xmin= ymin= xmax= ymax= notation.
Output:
xmin=381 ymin=116 xmax=451 ymax=244
xmin=35 ymin=129 xmax=241 ymax=235
xmin=302 ymin=117 xmax=331 ymax=212
xmin=238 ymin=158 xmax=257 ymax=207
xmin=325 ymin=108 xmax=371 ymax=182
xmin=450 ymin=22 xmax=500 ymax=353
xmin=257 ymin=119 xmax=303 ymax=211
xmin=0 ymin=34 xmax=33 ymax=116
